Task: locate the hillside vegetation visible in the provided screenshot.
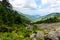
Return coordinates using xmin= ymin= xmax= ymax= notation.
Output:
xmin=35 ymin=13 xmax=60 ymax=24
xmin=0 ymin=1 xmax=33 ymax=40
xmin=0 ymin=2 xmax=48 ymax=40
xmin=1 ymin=0 xmax=60 ymax=40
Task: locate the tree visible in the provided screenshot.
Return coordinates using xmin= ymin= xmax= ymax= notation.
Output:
xmin=2 ymin=0 xmax=12 ymax=9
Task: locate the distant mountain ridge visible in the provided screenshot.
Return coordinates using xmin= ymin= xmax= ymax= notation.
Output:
xmin=34 ymin=13 xmax=60 ymax=23
xmin=24 ymin=14 xmax=41 ymax=21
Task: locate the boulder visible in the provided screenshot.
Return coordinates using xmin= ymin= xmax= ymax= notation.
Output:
xmin=36 ymin=31 xmax=44 ymax=39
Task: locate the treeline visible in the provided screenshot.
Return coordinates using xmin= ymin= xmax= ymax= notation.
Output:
xmin=34 ymin=15 xmax=60 ymax=24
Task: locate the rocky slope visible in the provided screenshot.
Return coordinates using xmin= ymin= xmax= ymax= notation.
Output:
xmin=30 ymin=23 xmax=60 ymax=40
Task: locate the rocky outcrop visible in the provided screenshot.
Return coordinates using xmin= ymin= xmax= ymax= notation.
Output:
xmin=44 ymin=27 xmax=60 ymax=40
xmin=36 ymin=31 xmax=44 ymax=39
xmin=30 ymin=31 xmax=44 ymax=40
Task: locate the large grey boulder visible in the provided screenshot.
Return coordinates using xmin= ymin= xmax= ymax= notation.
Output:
xmin=44 ymin=30 xmax=60 ymax=40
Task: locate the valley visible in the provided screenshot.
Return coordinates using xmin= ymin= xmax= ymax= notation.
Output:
xmin=0 ymin=0 xmax=60 ymax=40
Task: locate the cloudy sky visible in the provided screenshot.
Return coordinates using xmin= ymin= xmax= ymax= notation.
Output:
xmin=9 ymin=0 xmax=60 ymax=16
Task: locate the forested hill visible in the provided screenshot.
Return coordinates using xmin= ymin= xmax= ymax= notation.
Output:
xmin=0 ymin=2 xmax=31 ymax=25
xmin=34 ymin=13 xmax=60 ymax=24
xmin=0 ymin=0 xmax=33 ymax=33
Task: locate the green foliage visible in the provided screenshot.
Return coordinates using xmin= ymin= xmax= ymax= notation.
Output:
xmin=0 ymin=3 xmax=31 ymax=25
xmin=35 ymin=13 xmax=60 ymax=24
xmin=0 ymin=2 xmax=47 ymax=40
xmin=0 ymin=32 xmax=32 ymax=40
xmin=2 ymin=0 xmax=12 ymax=9
xmin=32 ymin=24 xmax=39 ymax=32
xmin=0 ymin=3 xmax=32 ymax=39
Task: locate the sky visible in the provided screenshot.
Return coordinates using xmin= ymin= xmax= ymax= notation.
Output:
xmin=4 ymin=0 xmax=60 ymax=16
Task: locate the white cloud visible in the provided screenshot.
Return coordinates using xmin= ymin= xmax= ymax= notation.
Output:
xmin=41 ymin=0 xmax=48 ymax=5
xmin=10 ymin=0 xmax=37 ymax=9
xmin=26 ymin=0 xmax=37 ymax=8
xmin=10 ymin=0 xmax=25 ymax=8
xmin=41 ymin=0 xmax=56 ymax=5
xmin=0 ymin=0 xmax=2 ymax=1
xmin=9 ymin=0 xmax=60 ymax=16
xmin=38 ymin=0 xmax=60 ymax=15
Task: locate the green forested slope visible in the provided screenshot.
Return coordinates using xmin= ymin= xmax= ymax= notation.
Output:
xmin=0 ymin=3 xmax=31 ymax=25
xmin=35 ymin=13 xmax=60 ymax=24
xmin=0 ymin=1 xmax=34 ymax=40
xmin=0 ymin=1 xmax=47 ymax=40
